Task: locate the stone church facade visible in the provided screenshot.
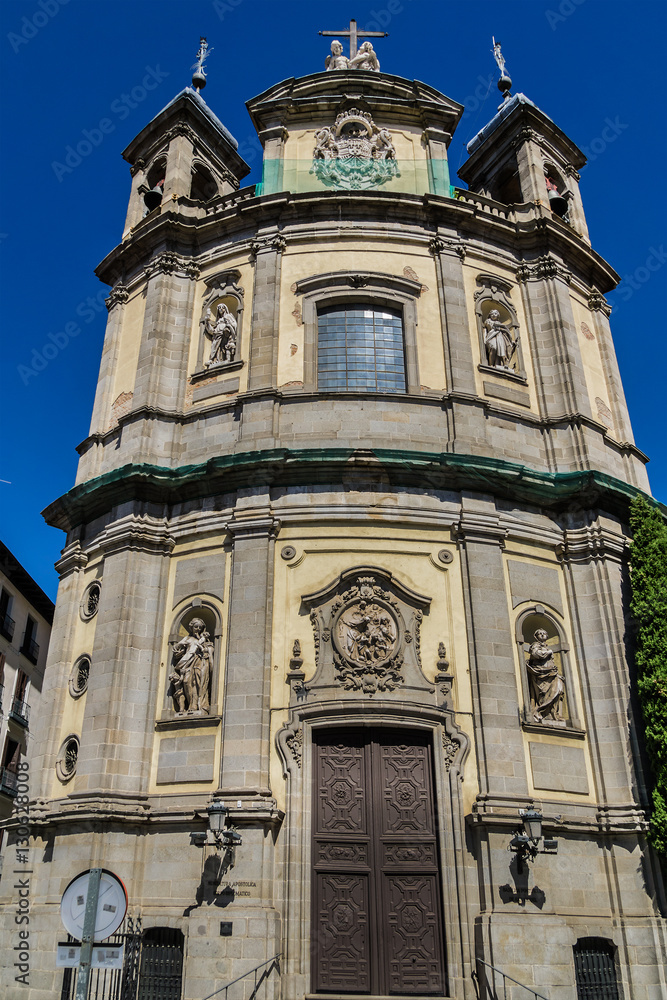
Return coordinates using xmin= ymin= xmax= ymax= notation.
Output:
xmin=1 ymin=44 xmax=666 ymax=1000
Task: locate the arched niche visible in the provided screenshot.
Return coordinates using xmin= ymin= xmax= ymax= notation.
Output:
xmin=543 ymin=161 xmax=571 ymax=221
xmin=474 ymin=273 xmax=526 ymax=381
xmin=515 ymin=603 xmax=582 ymax=732
xmin=189 ymin=161 xmax=219 ymax=202
xmin=194 ymin=270 xmax=245 ymax=375
xmin=165 ymin=598 xmax=222 ymax=720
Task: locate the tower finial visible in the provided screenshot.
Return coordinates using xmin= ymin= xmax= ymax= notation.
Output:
xmin=192 ymin=36 xmax=212 ymax=92
xmin=492 ymin=37 xmax=512 ymax=103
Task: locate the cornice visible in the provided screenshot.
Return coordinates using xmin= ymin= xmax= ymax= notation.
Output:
xmin=95 ymin=187 xmax=620 ymax=294
xmin=144 ymin=250 xmax=200 ymax=281
xmin=54 ymin=540 xmax=89 ymax=577
xmin=42 ymin=446 xmax=657 ymax=534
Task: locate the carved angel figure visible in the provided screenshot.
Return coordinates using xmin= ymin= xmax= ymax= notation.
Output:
xmin=325 ymin=40 xmax=349 ymax=71
xmin=526 ymin=628 xmax=565 ymax=723
xmin=169 ymin=617 xmax=214 ymax=714
xmin=373 ymin=128 xmax=395 ymax=160
xmin=313 ymin=126 xmax=339 ymax=160
xmin=483 ymin=308 xmax=515 ymax=368
xmin=205 ymin=303 xmax=237 ymax=368
xmin=349 ymin=40 xmax=380 ymax=72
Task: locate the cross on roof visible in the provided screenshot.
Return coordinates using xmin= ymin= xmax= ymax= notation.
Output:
xmin=319 ymin=18 xmax=388 ymax=60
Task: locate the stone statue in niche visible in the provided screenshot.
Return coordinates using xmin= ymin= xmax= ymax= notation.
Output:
xmin=526 ymin=629 xmax=565 ymax=724
xmin=349 ymin=40 xmax=380 ymax=71
xmin=169 ymin=618 xmax=214 ymax=715
xmin=204 ymin=303 xmax=237 ymax=368
xmin=484 ymin=308 xmax=516 ymax=369
xmin=325 ymin=40 xmax=349 ymax=71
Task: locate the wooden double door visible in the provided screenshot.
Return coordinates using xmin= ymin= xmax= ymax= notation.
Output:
xmin=312 ymin=729 xmax=446 ymax=996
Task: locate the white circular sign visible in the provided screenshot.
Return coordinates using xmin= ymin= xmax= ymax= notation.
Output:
xmin=60 ymin=869 xmax=128 ymax=941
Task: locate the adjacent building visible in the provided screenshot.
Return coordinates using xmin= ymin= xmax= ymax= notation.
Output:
xmin=1 ymin=35 xmax=665 ymax=1000
xmin=0 ymin=542 xmax=53 ymax=843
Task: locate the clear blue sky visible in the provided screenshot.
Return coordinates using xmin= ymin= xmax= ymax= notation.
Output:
xmin=1 ymin=0 xmax=665 ymax=600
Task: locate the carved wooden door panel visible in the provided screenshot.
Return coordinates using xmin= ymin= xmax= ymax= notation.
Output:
xmin=313 ymin=730 xmax=446 ymax=996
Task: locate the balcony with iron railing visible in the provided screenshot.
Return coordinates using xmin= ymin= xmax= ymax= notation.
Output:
xmin=0 ymin=611 xmax=15 ymax=641
xmin=9 ymin=698 xmax=30 ymax=728
xmin=0 ymin=767 xmax=19 ymax=798
xmin=20 ymin=636 xmax=39 ymax=664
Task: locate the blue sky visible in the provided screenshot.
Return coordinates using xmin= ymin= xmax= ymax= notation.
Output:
xmin=1 ymin=0 xmax=665 ymax=600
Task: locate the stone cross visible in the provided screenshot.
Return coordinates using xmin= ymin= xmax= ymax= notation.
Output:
xmin=319 ymin=18 xmax=388 ymax=60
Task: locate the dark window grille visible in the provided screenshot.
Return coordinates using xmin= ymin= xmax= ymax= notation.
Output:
xmin=0 ymin=611 xmax=15 ymax=641
xmin=137 ymin=928 xmax=184 ymax=1000
xmin=317 ymin=303 xmax=406 ymax=392
xmin=10 ymin=698 xmax=30 ymax=727
xmin=0 ymin=766 xmax=19 ymax=797
xmin=60 ymin=917 xmax=143 ymax=1000
xmin=574 ymin=938 xmax=620 ymax=1000
xmin=20 ymin=636 xmax=39 ymax=664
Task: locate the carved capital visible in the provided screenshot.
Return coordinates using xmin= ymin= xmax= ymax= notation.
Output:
xmin=452 ymin=513 xmax=508 ymax=549
xmin=250 ymin=234 xmax=287 ymax=260
xmin=429 ymin=236 xmax=465 ymax=260
xmin=588 ymin=291 xmax=612 ymax=316
xmin=105 ymin=283 xmax=130 ymax=311
xmin=144 ymin=251 xmax=200 ymax=281
xmin=516 ymin=255 xmax=571 ymax=285
xmin=564 ymin=164 xmax=581 ymax=181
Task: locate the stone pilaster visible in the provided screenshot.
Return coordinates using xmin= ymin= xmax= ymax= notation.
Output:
xmin=456 ymin=495 xmax=528 ymax=798
xmin=74 ymin=519 xmax=173 ymax=794
xmin=131 ymin=253 xmax=199 ymax=416
xmin=219 ymin=505 xmax=279 ymax=793
xmin=247 ymin=234 xmax=285 ymax=390
xmin=430 ymin=237 xmax=476 ymax=398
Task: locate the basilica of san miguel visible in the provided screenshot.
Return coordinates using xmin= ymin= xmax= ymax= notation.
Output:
xmin=1 ymin=25 xmax=665 ymax=1000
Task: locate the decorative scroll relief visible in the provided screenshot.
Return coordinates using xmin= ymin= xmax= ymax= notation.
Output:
xmin=311 ymin=108 xmax=399 ymax=191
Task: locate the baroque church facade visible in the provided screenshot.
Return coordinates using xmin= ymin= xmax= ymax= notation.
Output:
xmin=2 ymin=32 xmax=665 ymax=1000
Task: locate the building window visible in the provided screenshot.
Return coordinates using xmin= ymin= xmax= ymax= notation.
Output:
xmin=0 ymin=588 xmax=15 ymax=641
xmin=295 ymin=270 xmax=422 ymax=393
xmin=69 ymin=655 xmax=91 ymax=698
xmin=317 ymin=303 xmax=406 ymax=392
xmin=80 ymin=580 xmax=101 ymax=622
xmin=1 ymin=737 xmax=21 ymax=797
xmin=20 ymin=616 xmax=39 ymax=664
xmin=10 ymin=670 xmax=30 ymax=728
xmin=574 ymin=938 xmax=620 ymax=1000
xmin=55 ymin=735 xmax=80 ymax=783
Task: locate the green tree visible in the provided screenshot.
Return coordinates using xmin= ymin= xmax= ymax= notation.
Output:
xmin=629 ymin=495 xmax=667 ymax=858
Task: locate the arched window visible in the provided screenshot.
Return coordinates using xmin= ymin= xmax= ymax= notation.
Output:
xmin=573 ymin=938 xmax=620 ymax=1000
xmin=190 ymin=162 xmax=218 ymax=202
xmin=515 ymin=605 xmax=581 ymax=731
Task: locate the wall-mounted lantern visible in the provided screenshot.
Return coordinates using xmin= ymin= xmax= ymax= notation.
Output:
xmin=508 ymin=808 xmax=558 ymax=872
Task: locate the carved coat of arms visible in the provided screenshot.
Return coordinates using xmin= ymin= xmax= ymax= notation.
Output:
xmin=311 ymin=108 xmax=400 ymax=190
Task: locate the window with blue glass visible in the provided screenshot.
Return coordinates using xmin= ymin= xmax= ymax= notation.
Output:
xmin=317 ymin=304 xmax=406 ymax=392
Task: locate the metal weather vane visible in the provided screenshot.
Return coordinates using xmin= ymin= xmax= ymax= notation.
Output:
xmin=192 ymin=36 xmax=213 ymax=92
xmin=492 ymin=36 xmax=513 ymax=102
